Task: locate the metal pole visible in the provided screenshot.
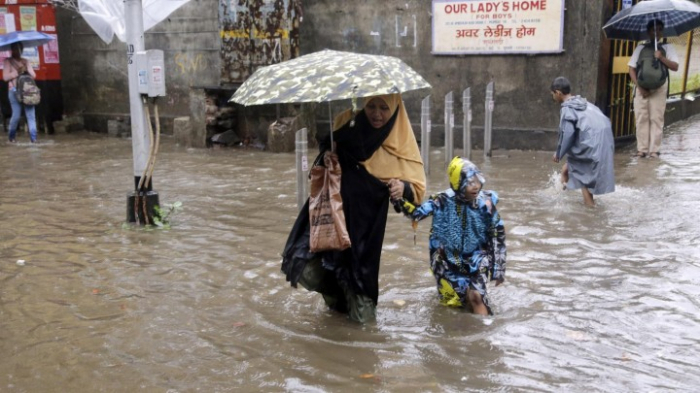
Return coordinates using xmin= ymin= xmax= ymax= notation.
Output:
xmin=421 ymin=95 xmax=431 ymax=175
xmin=682 ymin=31 xmax=693 ymax=97
xmin=462 ymin=87 xmax=472 ymax=160
xmin=125 ymin=0 xmax=158 ymax=224
xmin=125 ymin=0 xmax=150 ymax=190
xmin=295 ymin=128 xmax=309 ymax=211
xmin=444 ymin=91 xmax=454 ymax=167
xmin=484 ymin=81 xmax=494 ymax=158
xmin=328 ymin=102 xmax=333 ymax=148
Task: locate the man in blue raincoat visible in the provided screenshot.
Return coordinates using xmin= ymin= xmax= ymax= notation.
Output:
xmin=550 ymin=77 xmax=615 ymax=207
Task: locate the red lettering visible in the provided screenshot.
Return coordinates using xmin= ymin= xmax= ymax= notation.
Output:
xmin=512 ymin=1 xmax=547 ymax=12
xmin=447 ymin=2 xmax=528 ymax=14
xmin=445 ymin=3 xmax=473 ymax=14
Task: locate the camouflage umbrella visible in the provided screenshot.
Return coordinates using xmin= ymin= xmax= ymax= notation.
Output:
xmin=229 ymin=49 xmax=431 ymax=106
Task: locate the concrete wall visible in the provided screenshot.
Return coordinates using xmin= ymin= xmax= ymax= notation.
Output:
xmin=54 ymin=1 xmax=700 ymax=151
xmin=55 ymin=1 xmax=220 ymax=136
xmin=300 ymin=0 xmax=611 ymax=150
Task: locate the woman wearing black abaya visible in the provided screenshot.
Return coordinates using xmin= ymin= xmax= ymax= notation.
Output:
xmin=281 ymin=93 xmax=426 ymax=323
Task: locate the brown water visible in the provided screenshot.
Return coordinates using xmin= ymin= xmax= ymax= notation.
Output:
xmin=1 ymin=118 xmax=699 ymax=392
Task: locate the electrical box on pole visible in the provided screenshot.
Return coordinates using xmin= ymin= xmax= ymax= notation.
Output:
xmin=135 ymin=50 xmax=166 ymax=97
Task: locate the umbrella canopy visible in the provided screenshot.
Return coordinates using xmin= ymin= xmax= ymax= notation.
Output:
xmin=0 ymin=31 xmax=55 ymax=51
xmin=230 ymin=49 xmax=431 ymax=106
xmin=603 ymin=0 xmax=700 ymax=41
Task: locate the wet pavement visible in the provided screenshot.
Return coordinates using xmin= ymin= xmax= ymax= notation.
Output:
xmin=1 ymin=116 xmax=699 ymax=392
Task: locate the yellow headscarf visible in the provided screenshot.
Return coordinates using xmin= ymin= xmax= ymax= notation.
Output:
xmin=332 ymin=93 xmax=426 ymax=203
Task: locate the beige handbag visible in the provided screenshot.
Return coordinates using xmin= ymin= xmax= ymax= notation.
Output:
xmin=308 ymin=152 xmax=351 ymax=252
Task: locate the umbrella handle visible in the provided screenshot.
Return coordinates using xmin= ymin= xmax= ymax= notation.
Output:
xmin=328 ymin=101 xmax=334 ymax=151
xmin=350 ymin=85 xmax=358 ymax=128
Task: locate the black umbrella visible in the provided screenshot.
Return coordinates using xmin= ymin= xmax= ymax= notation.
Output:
xmin=603 ymin=0 xmax=700 ymax=48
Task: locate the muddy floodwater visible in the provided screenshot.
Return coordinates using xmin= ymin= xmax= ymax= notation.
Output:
xmin=1 ymin=117 xmax=700 ymax=392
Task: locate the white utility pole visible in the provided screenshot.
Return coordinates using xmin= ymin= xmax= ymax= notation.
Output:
xmin=125 ymin=0 xmax=150 ymax=190
xmin=124 ymin=0 xmax=159 ymax=224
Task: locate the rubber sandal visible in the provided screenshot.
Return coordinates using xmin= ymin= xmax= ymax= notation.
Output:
xmin=649 ymin=152 xmax=660 ymax=158
xmin=635 ymin=151 xmax=646 ymax=158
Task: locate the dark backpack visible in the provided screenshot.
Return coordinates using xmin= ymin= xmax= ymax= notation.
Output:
xmin=10 ymin=59 xmax=40 ymax=106
xmin=635 ymin=39 xmax=669 ymax=91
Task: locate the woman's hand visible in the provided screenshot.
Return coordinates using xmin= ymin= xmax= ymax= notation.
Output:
xmin=324 ymin=150 xmax=338 ymax=162
xmin=387 ymin=178 xmax=404 ymax=200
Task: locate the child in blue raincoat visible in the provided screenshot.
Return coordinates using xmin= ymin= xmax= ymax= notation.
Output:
xmin=400 ymin=157 xmax=506 ymax=315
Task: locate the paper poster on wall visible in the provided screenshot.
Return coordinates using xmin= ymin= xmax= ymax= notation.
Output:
xmin=19 ymin=6 xmax=36 ymax=31
xmin=0 ymin=11 xmax=13 ymax=68
xmin=43 ymin=34 xmax=60 ymax=63
xmin=23 ymin=46 xmax=40 ymax=69
xmin=0 ymin=8 xmax=7 ymax=34
xmin=4 ymin=12 xmax=16 ymax=32
xmin=432 ymin=0 xmax=565 ymax=55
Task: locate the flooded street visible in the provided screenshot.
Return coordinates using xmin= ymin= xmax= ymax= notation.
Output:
xmin=2 ymin=116 xmax=700 ymax=392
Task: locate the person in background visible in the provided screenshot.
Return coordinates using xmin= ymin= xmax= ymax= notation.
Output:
xmin=628 ymin=19 xmax=679 ymax=158
xmin=550 ymin=76 xmax=615 ymax=207
xmin=281 ymin=93 xmax=426 ymax=323
xmin=3 ymin=42 xmax=38 ymax=143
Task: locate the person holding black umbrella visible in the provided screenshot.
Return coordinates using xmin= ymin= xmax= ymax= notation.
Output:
xmin=628 ymin=19 xmax=679 ymax=158
xmin=2 ymin=42 xmax=38 ymax=143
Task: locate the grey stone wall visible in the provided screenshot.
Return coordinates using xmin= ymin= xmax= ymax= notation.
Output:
xmin=300 ymin=0 xmax=611 ymax=149
xmin=62 ymin=1 xmax=700 ymax=151
xmin=55 ymin=2 xmax=220 ymax=135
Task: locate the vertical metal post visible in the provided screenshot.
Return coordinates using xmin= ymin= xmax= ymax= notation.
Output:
xmin=444 ymin=91 xmax=454 ymax=167
xmin=682 ymin=32 xmax=693 ymax=97
xmin=295 ymin=128 xmax=309 ymax=211
xmin=328 ymin=102 xmax=334 ymax=147
xmin=125 ymin=0 xmax=159 ymax=224
xmin=125 ymin=0 xmax=150 ymax=190
xmin=421 ymin=95 xmax=431 ymax=175
xmin=484 ymin=81 xmax=494 ymax=158
xmin=462 ymin=87 xmax=472 ymax=160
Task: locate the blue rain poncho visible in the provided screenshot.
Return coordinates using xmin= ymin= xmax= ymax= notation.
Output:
xmin=556 ymin=96 xmax=616 ymax=195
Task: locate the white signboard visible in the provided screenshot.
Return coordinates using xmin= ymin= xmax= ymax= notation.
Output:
xmin=432 ymin=0 xmax=565 ymax=55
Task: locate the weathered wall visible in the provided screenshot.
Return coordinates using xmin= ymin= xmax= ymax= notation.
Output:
xmin=220 ymin=0 xmax=302 ymax=83
xmin=56 ymin=1 xmax=220 ymax=134
xmin=300 ymin=0 xmax=610 ymax=150
xmin=53 ymin=1 xmax=700 ymax=151
xmin=55 ymin=0 xmax=303 ymax=148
